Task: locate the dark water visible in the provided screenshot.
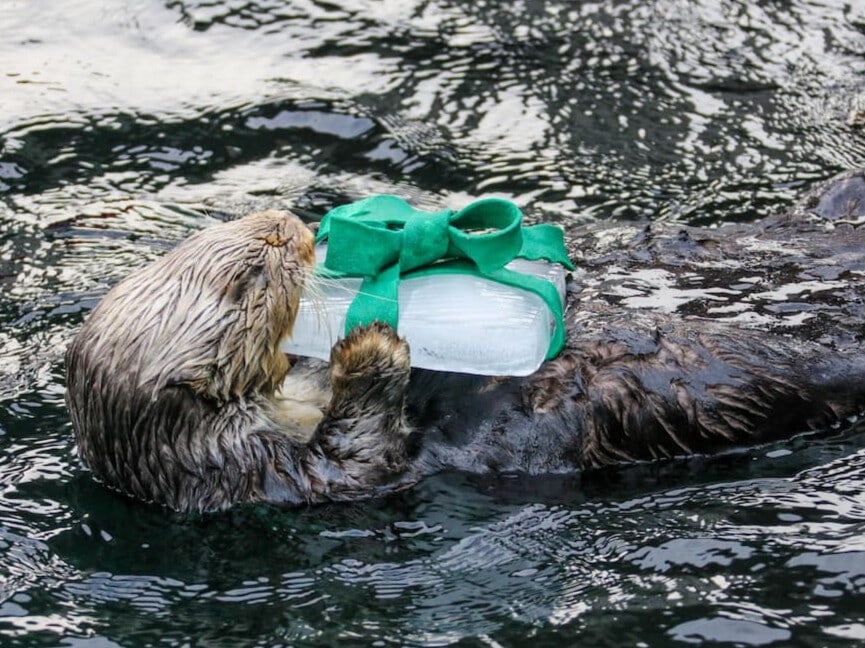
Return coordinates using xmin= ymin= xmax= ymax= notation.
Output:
xmin=2 ymin=0 xmax=865 ymax=645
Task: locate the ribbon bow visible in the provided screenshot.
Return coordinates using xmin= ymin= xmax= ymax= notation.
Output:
xmin=316 ymin=194 xmax=574 ymax=361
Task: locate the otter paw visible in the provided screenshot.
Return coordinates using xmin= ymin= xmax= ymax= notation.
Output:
xmin=329 ymin=321 xmax=411 ymax=386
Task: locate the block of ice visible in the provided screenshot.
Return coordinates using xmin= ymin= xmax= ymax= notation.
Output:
xmin=280 ymin=245 xmax=567 ymax=376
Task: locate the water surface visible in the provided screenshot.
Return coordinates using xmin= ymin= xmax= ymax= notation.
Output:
xmin=2 ymin=0 xmax=865 ymax=645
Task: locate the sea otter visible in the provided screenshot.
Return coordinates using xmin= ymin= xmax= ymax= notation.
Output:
xmin=65 ymin=170 xmax=865 ymax=512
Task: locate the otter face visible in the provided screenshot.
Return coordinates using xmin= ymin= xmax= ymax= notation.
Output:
xmin=71 ymin=210 xmax=315 ymax=403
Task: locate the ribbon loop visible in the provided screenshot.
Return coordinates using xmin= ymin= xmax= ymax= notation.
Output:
xmin=449 ymin=198 xmax=524 ymax=274
xmin=316 ymin=194 xmax=574 ymax=364
xmin=323 ymin=215 xmax=401 ymax=276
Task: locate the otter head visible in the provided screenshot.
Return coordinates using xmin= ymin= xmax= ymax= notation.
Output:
xmin=81 ymin=210 xmax=315 ymax=401
xmin=65 ymin=210 xmax=316 ymax=508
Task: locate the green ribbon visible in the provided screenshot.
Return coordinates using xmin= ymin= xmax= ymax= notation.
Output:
xmin=315 ymin=194 xmax=574 ymax=360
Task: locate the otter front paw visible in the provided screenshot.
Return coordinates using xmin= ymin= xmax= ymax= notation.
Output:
xmin=329 ymin=321 xmax=411 ymax=406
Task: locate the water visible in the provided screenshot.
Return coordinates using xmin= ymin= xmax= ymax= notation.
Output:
xmin=2 ymin=0 xmax=865 ymax=645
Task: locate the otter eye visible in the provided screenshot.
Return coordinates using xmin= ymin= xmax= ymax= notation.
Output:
xmin=226 ymin=263 xmax=266 ymax=302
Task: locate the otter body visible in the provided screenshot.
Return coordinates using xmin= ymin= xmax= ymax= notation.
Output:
xmin=66 ymin=172 xmax=865 ymax=512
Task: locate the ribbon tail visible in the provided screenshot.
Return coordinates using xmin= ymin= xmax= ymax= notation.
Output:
xmin=344 ymin=263 xmax=401 ymax=334
xmin=519 ymin=225 xmax=575 ymax=270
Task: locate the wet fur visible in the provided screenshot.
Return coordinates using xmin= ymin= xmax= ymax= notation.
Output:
xmin=66 ymin=173 xmax=865 ymax=512
xmin=67 ymin=212 xmax=414 ymax=510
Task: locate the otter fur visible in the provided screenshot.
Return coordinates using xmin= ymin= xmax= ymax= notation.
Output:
xmin=65 ymin=172 xmax=865 ymax=512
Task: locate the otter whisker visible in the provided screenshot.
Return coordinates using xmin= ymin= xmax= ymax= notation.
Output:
xmin=304 ymin=273 xmax=400 ymax=304
xmin=299 ymin=274 xmax=332 ymax=332
xmin=296 ymin=272 xmax=403 ymax=344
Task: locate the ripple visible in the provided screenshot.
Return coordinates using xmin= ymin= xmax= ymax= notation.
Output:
xmin=669 ymin=617 xmax=792 ymax=646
